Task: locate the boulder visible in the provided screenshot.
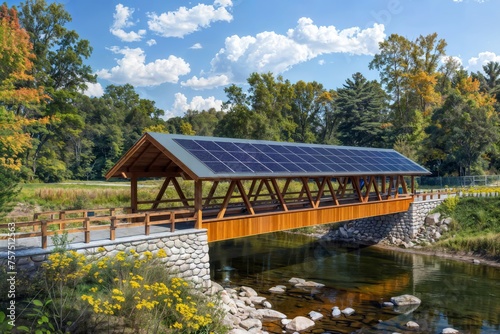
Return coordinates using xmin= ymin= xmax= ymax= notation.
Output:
xmin=294 ymin=281 xmax=325 ymax=288
xmin=391 ymin=294 xmax=421 ymax=306
xmin=228 ymin=329 xmax=250 ymax=334
xmin=341 ymin=307 xmax=355 ymax=316
xmin=240 ymin=286 xmax=258 ymax=297
xmin=331 ymin=306 xmax=341 ymax=317
xmin=442 ymin=328 xmax=460 ymax=334
xmin=262 ymin=301 xmax=272 ymax=309
xmin=289 ymin=277 xmax=306 ymax=285
xmin=308 ymin=311 xmax=323 ymax=321
xmin=255 ymin=309 xmax=287 ymax=319
xmin=269 ymin=286 xmax=285 ymax=293
xmin=239 ymin=318 xmax=262 ymax=331
xmin=339 ymin=226 xmax=349 ymax=238
xmin=406 ymin=321 xmax=419 ymax=328
xmin=285 ymin=316 xmax=315 ymax=332
xmin=425 ymin=213 xmax=441 ymax=225
xmin=249 ymin=296 xmax=266 ymax=305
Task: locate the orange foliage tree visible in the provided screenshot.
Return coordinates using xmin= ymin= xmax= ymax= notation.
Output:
xmin=0 ymin=4 xmax=47 ymax=215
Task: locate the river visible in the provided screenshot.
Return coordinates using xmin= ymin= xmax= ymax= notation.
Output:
xmin=209 ymin=232 xmax=500 ymax=334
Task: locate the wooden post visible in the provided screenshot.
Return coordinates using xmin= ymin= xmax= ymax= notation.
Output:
xmin=59 ymin=211 xmax=66 ymax=231
xmin=194 ymin=180 xmax=203 ymax=229
xmin=145 ymin=213 xmax=150 ymax=235
xmin=41 ymin=221 xmax=48 ymax=249
xmin=34 ymin=213 xmax=39 ymax=231
xmin=84 ymin=218 xmax=90 ymax=243
xmin=171 ymin=212 xmax=176 ymax=232
xmin=131 ymin=173 xmax=138 ymax=213
xmin=411 ymin=176 xmax=415 ymax=195
xmin=110 ymin=217 xmax=117 ymax=240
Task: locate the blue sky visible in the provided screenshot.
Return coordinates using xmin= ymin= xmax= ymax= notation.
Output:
xmin=12 ymin=0 xmax=500 ymax=118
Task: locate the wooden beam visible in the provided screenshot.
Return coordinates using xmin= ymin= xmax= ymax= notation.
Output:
xmin=394 ymin=175 xmax=400 ymax=199
xmin=131 ymin=173 xmax=138 ymax=213
xmin=270 ymin=178 xmax=288 ymax=211
xmin=282 ymin=179 xmax=292 ymax=197
xmin=105 ymin=135 xmax=148 ymax=179
xmin=263 ymin=179 xmax=277 ymax=201
xmin=300 ymin=178 xmax=315 ymax=208
xmin=352 ymin=176 xmax=363 ymax=202
xmin=400 ymin=175 xmax=408 ymax=194
xmin=217 ymin=181 xmax=236 ymax=219
xmin=128 ymin=142 xmax=151 ymax=171
xmin=315 ymin=177 xmax=328 ymax=208
xmin=145 ymin=150 xmax=163 ymax=172
xmin=195 ymin=180 xmax=203 ymax=229
xmin=325 ymin=178 xmax=340 ymax=206
xmin=411 ymin=176 xmax=415 ymax=194
xmin=236 ymin=180 xmax=255 ymax=215
xmin=152 ymin=177 xmax=171 ymax=209
xmin=362 ymin=176 xmax=372 ymax=202
xmin=247 ymin=180 xmax=257 ymax=201
xmin=171 ymin=177 xmax=191 ymax=207
xmin=373 ymin=176 xmax=382 ymax=201
xmin=252 ymin=180 xmax=265 ymax=203
xmin=204 ymin=181 xmax=219 ymax=207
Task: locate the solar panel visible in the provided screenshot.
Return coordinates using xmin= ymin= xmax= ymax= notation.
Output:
xmin=170 ymin=136 xmax=429 ymax=176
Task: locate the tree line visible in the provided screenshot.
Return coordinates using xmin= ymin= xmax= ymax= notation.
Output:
xmin=1 ymin=0 xmax=499 ymax=200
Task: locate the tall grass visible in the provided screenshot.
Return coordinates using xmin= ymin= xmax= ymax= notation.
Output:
xmin=433 ymin=197 xmax=500 ymax=259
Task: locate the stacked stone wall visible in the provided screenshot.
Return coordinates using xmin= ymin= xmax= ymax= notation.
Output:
xmin=326 ymin=200 xmax=445 ymax=246
xmin=1 ymin=229 xmax=211 ymax=289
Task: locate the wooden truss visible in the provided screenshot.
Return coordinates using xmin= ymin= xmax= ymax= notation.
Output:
xmin=130 ymin=174 xmax=414 ymax=222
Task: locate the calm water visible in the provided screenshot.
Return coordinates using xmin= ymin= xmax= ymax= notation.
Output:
xmin=209 ymin=232 xmax=500 ymax=334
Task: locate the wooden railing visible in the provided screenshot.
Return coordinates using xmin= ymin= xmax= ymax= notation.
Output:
xmin=414 ymin=190 xmax=457 ymax=201
xmin=0 ymin=209 xmax=194 ymax=249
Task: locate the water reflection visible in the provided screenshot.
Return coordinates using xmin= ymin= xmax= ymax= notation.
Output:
xmin=209 ymin=232 xmax=500 ymax=334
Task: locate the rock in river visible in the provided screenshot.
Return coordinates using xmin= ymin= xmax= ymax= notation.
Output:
xmin=391 ymin=294 xmax=421 ymax=306
xmin=285 ymin=316 xmax=315 ymax=332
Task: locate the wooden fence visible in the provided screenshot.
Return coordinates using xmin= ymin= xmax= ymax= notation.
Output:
xmin=0 ymin=208 xmax=194 ymax=249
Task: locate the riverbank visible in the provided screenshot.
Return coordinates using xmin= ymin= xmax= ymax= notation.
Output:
xmin=372 ymin=242 xmax=500 ymax=268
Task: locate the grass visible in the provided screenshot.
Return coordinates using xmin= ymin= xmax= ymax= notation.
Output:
xmin=433 ymin=196 xmax=500 ymax=259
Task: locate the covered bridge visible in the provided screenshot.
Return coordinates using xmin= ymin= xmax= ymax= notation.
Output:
xmin=105 ymin=132 xmax=430 ymax=242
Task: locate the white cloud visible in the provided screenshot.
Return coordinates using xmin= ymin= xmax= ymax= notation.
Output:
xmin=83 ymin=82 xmax=104 ymax=97
xmin=318 ymin=59 xmax=325 ymax=65
xmin=468 ymin=51 xmax=500 ymax=69
xmin=165 ymin=93 xmax=223 ymax=118
xmin=146 ymin=39 xmax=157 ymax=46
xmin=96 ymin=47 xmax=190 ymax=86
xmin=190 ymin=43 xmax=203 ymax=49
xmin=110 ymin=4 xmax=146 ymax=42
xmin=181 ymin=74 xmax=230 ymax=90
xmin=210 ymin=18 xmax=385 ymax=81
xmin=147 ymin=1 xmax=233 ymax=38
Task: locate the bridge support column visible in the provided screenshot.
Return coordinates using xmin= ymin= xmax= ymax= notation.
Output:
xmin=195 ymin=180 xmax=203 ymax=229
xmin=131 ymin=173 xmax=138 ymax=213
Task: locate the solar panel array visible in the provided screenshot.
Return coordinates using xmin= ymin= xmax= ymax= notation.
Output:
xmin=173 ymin=138 xmax=428 ymax=176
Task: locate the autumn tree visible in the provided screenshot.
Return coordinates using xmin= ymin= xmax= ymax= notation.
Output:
xmin=0 ymin=4 xmax=46 ymax=215
xmin=425 ymin=76 xmax=499 ymax=175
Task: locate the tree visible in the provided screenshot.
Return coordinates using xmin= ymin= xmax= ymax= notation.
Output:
xmin=16 ymin=0 xmax=95 ymax=180
xmin=247 ymin=72 xmax=295 ymax=141
xmin=335 ymin=73 xmax=389 ymax=147
xmin=369 ymin=33 xmax=446 ymax=138
xmin=0 ymin=4 xmax=46 ymax=215
xmin=289 ymin=80 xmax=325 ymax=143
xmin=425 ymin=77 xmax=499 ymax=175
